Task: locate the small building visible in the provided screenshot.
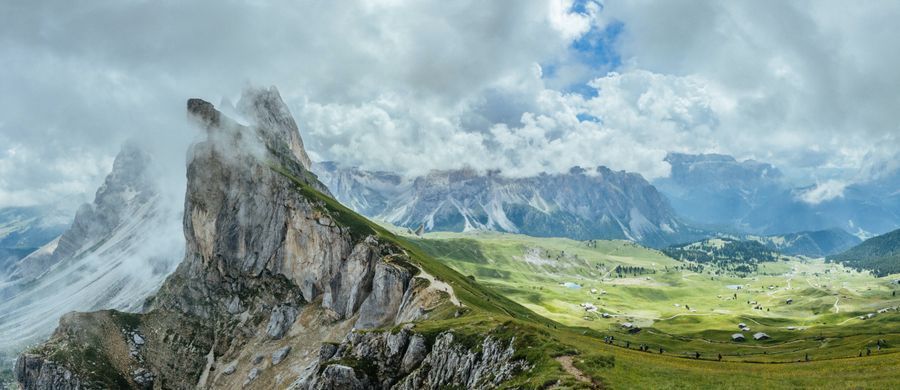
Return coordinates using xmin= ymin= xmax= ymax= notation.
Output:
xmin=738 ymin=323 xmax=747 ymax=328
xmin=787 ymin=326 xmax=797 ymax=330
xmin=601 ymin=313 xmax=612 ymax=318
xmin=867 ymin=313 xmax=876 ymax=319
xmin=732 ymin=333 xmax=746 ymax=342
xmin=741 ymin=326 xmax=751 ymax=332
xmin=785 ymin=298 xmax=794 ymax=304
xmin=753 ymin=332 xmax=770 ymax=340
xmin=622 ymin=322 xmax=634 ymax=329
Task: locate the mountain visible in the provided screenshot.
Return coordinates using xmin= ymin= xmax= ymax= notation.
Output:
xmin=747 ymin=228 xmax=861 ymax=257
xmin=0 ymin=206 xmax=70 ymax=272
xmin=827 ymin=228 xmax=900 ymax=277
xmin=314 ymin=163 xmax=701 ymax=247
xmin=0 ymin=144 xmax=183 ymax=362
xmin=654 ymin=152 xmax=900 ymax=236
xmin=16 ymin=87 xmax=556 ymax=389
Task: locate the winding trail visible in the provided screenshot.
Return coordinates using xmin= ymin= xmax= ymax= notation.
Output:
xmin=833 ymin=297 xmax=840 ymax=313
xmin=555 ymin=356 xmax=592 ymax=384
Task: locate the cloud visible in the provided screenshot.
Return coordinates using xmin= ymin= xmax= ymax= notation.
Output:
xmin=797 ymin=179 xmax=847 ymax=205
xmin=1 ymin=0 xmax=899 ymax=210
xmin=598 ymin=0 xmax=900 ymax=181
xmin=0 ymin=0 xmax=590 ymax=208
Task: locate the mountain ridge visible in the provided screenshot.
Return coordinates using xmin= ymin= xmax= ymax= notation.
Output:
xmin=314 ymin=162 xmax=702 ymax=247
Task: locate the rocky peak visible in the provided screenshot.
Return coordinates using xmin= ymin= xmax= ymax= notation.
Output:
xmin=236 ymin=86 xmax=313 ymax=170
xmin=7 ymin=143 xmax=155 ymax=282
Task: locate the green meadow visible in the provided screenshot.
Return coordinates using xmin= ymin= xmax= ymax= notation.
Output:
xmin=409 ymin=231 xmax=900 ymax=365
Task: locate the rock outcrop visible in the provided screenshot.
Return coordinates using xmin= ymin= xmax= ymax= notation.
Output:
xmin=16 ymin=87 xmax=476 ymax=389
xmin=294 ymin=327 xmax=530 ymax=390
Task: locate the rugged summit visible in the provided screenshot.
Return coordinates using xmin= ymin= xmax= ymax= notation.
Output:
xmin=314 ymin=163 xmax=699 ymax=247
xmin=6 ymin=144 xmax=157 ymax=282
xmin=16 ymin=87 xmax=533 ymax=389
xmin=0 ymin=144 xmax=182 ymax=363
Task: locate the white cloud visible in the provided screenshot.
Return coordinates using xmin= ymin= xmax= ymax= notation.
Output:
xmin=797 ymin=179 xmax=847 ymax=205
xmin=1 ymin=0 xmax=899 ymax=210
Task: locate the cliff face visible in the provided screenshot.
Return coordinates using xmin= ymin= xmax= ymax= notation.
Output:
xmin=16 ymin=87 xmax=525 ymax=389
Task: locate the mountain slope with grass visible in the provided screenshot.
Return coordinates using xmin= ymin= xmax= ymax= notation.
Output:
xmin=828 ymin=228 xmax=900 ymax=277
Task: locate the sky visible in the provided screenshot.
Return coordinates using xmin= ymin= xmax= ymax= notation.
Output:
xmin=1 ymin=0 xmax=898 ymax=211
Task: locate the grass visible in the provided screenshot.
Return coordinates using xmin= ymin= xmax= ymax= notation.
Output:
xmin=387 ymin=230 xmax=900 ymax=387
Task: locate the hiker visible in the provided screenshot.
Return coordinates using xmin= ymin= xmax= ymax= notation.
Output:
xmin=659 ymin=348 xmax=663 ymax=354
xmin=695 ymin=352 xmax=701 ymax=359
xmin=805 ymin=353 xmax=809 ymax=362
xmin=718 ymin=354 xmax=722 ymax=361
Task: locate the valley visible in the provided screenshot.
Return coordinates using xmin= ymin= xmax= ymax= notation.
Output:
xmin=410 ymin=231 xmax=900 ymax=364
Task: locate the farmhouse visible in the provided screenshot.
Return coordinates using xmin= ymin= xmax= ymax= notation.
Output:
xmin=622 ymin=322 xmax=634 ymax=329
xmin=738 ymin=323 xmax=747 ymax=328
xmin=753 ymin=332 xmax=770 ymax=340
xmin=785 ymin=298 xmax=794 ymax=304
xmin=732 ymin=333 xmax=746 ymax=341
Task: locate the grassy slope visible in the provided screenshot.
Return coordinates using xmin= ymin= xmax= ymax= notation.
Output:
xmin=829 ymin=228 xmax=900 ymax=276
xmin=403 ymin=231 xmax=900 ymax=388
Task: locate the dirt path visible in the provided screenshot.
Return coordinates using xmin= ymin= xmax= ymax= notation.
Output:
xmin=833 ymin=297 xmax=840 ymax=313
xmin=555 ymin=356 xmax=592 ymax=384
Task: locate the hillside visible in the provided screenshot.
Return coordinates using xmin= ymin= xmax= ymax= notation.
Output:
xmin=411 ymin=232 xmax=900 ymax=374
xmin=662 ymin=238 xmax=781 ymax=273
xmin=828 ymin=228 xmax=900 ymax=277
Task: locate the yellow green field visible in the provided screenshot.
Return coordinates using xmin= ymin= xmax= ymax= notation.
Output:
xmin=409 ymin=231 xmax=900 ymax=368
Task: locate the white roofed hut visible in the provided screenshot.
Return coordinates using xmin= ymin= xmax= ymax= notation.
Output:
xmin=732 ymin=333 xmax=746 ymax=342
xmin=753 ymin=332 xmax=770 ymax=340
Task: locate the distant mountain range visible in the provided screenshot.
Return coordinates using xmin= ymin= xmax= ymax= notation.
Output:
xmin=0 ymin=207 xmax=71 ymax=272
xmin=314 ymin=163 xmax=704 ymax=247
xmin=744 ymin=228 xmax=861 ymax=258
xmin=828 ymin=228 xmax=900 ymax=277
xmin=654 ymin=153 xmax=900 ymax=238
